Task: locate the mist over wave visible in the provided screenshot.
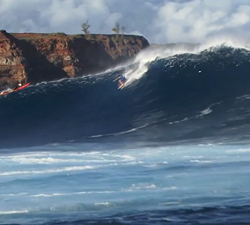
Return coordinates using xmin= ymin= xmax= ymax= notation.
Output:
xmin=1 ymin=42 xmax=250 ymax=149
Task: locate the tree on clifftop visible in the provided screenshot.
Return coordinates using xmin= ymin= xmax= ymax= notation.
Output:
xmin=112 ymin=23 xmax=120 ymax=40
xmin=121 ymin=26 xmax=126 ymax=35
xmin=81 ymin=20 xmax=91 ymax=39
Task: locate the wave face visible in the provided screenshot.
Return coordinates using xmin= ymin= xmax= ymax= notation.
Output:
xmin=1 ymin=45 xmax=250 ymax=148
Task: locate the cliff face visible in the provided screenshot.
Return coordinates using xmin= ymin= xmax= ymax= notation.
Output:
xmin=0 ymin=31 xmax=26 ymax=87
xmin=0 ymin=30 xmax=149 ymax=87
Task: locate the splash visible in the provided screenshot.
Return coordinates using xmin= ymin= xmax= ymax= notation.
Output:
xmin=122 ymin=36 xmax=250 ymax=86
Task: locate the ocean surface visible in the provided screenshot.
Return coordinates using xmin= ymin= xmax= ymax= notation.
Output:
xmin=1 ymin=42 xmax=250 ymax=224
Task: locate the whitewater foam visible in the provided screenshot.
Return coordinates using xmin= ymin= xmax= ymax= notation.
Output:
xmin=125 ymin=183 xmax=157 ymax=191
xmin=31 ymin=190 xmax=116 ymax=198
xmin=94 ymin=202 xmax=112 ymax=206
xmin=0 ymin=165 xmax=96 ymax=176
xmin=120 ymin=37 xmax=250 ymax=87
xmin=0 ymin=210 xmax=29 ymax=215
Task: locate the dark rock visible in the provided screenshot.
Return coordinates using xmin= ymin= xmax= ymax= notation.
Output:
xmin=0 ymin=31 xmax=149 ymax=85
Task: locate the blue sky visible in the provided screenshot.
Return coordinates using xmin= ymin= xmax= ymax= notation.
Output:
xmin=1 ymin=0 xmax=250 ymax=44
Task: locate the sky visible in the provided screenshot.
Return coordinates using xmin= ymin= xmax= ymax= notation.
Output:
xmin=1 ymin=0 xmax=250 ymax=44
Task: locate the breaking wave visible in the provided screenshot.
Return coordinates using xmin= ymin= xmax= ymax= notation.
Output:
xmin=1 ymin=42 xmax=250 ymax=149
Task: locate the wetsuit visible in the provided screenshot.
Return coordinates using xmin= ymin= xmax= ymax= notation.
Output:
xmin=120 ymin=76 xmax=126 ymax=83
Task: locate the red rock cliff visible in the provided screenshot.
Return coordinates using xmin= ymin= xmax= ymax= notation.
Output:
xmin=0 ymin=30 xmax=149 ymax=87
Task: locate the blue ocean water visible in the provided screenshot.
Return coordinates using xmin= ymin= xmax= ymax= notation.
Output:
xmin=1 ymin=44 xmax=250 ymax=224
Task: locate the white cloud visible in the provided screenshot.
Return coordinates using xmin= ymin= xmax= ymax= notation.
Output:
xmin=152 ymin=0 xmax=250 ymax=43
xmin=0 ymin=0 xmax=250 ymax=44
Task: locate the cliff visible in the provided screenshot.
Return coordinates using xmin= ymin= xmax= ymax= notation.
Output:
xmin=0 ymin=30 xmax=149 ymax=88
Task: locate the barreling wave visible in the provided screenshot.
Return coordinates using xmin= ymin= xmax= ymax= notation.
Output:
xmin=1 ymin=43 xmax=250 ymax=149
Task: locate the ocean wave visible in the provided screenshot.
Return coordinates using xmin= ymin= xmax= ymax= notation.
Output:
xmin=1 ymin=45 xmax=250 ymax=148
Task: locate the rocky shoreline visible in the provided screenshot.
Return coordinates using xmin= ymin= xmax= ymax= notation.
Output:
xmin=0 ymin=30 xmax=149 ymax=88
